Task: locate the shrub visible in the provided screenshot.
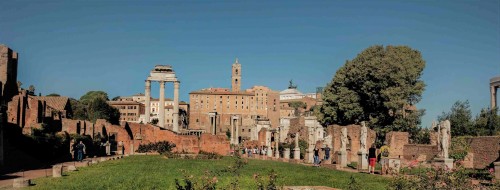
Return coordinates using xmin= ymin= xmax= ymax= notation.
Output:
xmin=449 ymin=137 xmax=471 ymax=161
xmin=137 ymin=141 xmax=176 ymax=154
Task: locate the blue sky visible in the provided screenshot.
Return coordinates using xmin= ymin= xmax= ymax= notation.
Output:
xmin=1 ymin=0 xmax=499 ymax=127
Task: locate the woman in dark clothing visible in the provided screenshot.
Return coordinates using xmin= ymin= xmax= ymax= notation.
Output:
xmin=368 ymin=144 xmax=377 ymax=174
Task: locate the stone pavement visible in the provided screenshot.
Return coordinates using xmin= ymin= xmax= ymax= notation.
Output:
xmin=0 ymin=155 xmax=125 ymax=189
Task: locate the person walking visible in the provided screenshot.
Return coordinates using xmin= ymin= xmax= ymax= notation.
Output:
xmin=324 ymin=145 xmax=331 ymax=160
xmin=76 ymin=141 xmax=86 ymax=162
xmin=313 ymin=146 xmax=320 ymax=167
xmin=368 ymin=144 xmax=377 ymax=174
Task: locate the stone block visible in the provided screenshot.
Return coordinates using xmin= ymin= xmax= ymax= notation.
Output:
xmin=67 ymin=165 xmax=77 ymax=171
xmin=337 ymin=151 xmax=347 ymax=168
xmin=357 ymin=151 xmax=368 ymax=170
xmin=284 ymin=148 xmax=290 ymax=159
xmin=294 ymin=148 xmax=300 ymax=160
xmin=433 ymin=158 xmax=454 ymax=170
xmin=381 ymin=158 xmax=401 ymax=175
xmin=52 ymin=164 xmax=63 ymax=177
xmin=13 ymin=178 xmax=30 ymax=188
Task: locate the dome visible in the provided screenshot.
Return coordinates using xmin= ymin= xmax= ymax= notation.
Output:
xmin=280 ymin=88 xmax=303 ymax=95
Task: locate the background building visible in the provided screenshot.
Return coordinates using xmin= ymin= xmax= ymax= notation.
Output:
xmin=189 ymin=59 xmax=280 ymax=142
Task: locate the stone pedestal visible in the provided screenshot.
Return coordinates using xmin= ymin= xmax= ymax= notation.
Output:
xmin=105 ymin=143 xmax=111 ymax=155
xmin=52 ymin=164 xmax=63 ymax=177
xmin=130 ymin=143 xmax=134 ymax=155
xmin=13 ymin=178 xmax=30 ymax=188
xmin=337 ymin=151 xmax=347 ymax=168
xmin=381 ymin=158 xmax=401 ymax=175
xmin=267 ymin=148 xmax=272 ymax=157
xmin=284 ymin=148 xmax=290 ymax=159
xmin=307 ymin=148 xmax=314 ymax=164
xmin=494 ymin=162 xmax=500 ymax=180
xmin=294 ymin=148 xmax=300 ymax=160
xmin=433 ymin=158 xmax=454 ymax=170
xmin=357 ymin=151 xmax=368 ymax=170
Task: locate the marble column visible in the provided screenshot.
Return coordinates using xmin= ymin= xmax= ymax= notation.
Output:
xmin=492 ymin=85 xmax=497 ymax=108
xmin=173 ymin=81 xmax=180 ymax=132
xmin=145 ymin=80 xmax=151 ymax=123
xmin=231 ymin=119 xmax=235 ymax=144
xmin=235 ymin=118 xmax=239 ymax=144
xmin=294 ymin=132 xmax=300 ymax=160
xmin=159 ymin=81 xmax=165 ymax=128
xmin=275 ymin=132 xmax=280 ymax=159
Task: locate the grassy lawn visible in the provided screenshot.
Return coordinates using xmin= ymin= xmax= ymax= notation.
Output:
xmin=29 ymin=155 xmax=389 ymax=190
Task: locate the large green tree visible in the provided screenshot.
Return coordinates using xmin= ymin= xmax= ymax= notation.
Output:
xmin=70 ymin=91 xmax=120 ymax=124
xmin=319 ymin=45 xmax=426 ymax=142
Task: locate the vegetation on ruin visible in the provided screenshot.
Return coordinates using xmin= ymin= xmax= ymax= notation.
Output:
xmin=29 ymin=155 xmax=390 ymax=190
xmin=136 ymin=141 xmax=176 ymax=154
xmin=439 ymin=100 xmax=500 ymax=136
xmin=319 ymin=45 xmax=427 ymax=145
xmin=70 ymin=90 xmax=120 ymax=124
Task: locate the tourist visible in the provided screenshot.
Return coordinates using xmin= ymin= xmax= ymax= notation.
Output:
xmin=324 ymin=145 xmax=331 ymax=160
xmin=368 ymin=144 xmax=377 ymax=174
xmin=77 ymin=141 xmax=86 ymax=162
xmin=313 ymin=146 xmax=320 ymax=167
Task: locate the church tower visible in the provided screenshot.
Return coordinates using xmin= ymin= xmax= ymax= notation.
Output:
xmin=231 ymin=58 xmax=241 ymax=92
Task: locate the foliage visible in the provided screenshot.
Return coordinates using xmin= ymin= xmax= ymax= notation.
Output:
xmin=298 ymin=139 xmax=308 ymax=159
xmin=197 ymin=151 xmax=223 ymax=160
xmin=347 ymin=175 xmax=362 ymax=190
xmin=175 ymin=170 xmax=217 ymax=190
xmin=288 ymin=101 xmax=306 ymax=110
xmin=438 ymin=100 xmax=474 ymax=136
xmin=137 ymin=141 xmax=176 ymax=154
xmin=151 ymin=118 xmax=159 ymax=125
xmin=474 ymin=107 xmax=500 ymax=136
xmin=449 ymin=137 xmax=471 ymax=161
xmin=411 ymin=127 xmax=431 ymax=144
xmin=47 ymin=93 xmax=61 ymax=97
xmin=69 ymin=91 xmax=120 ymax=124
xmin=319 ymin=45 xmax=426 ymax=145
xmin=87 ymin=97 xmax=120 ymax=124
xmin=389 ymin=165 xmax=479 ymax=190
xmin=254 ymin=169 xmax=279 ymax=190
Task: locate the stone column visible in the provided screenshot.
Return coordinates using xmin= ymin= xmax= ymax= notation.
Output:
xmin=275 ymin=132 xmax=280 ymax=159
xmin=158 ymin=81 xmax=165 ymax=128
xmin=492 ymin=85 xmax=497 ymax=108
xmin=145 ymin=80 xmax=151 ymax=123
xmin=173 ymin=81 xmax=180 ymax=132
xmin=230 ymin=119 xmax=235 ymax=144
xmin=284 ymin=148 xmax=290 ymax=159
xmin=235 ymin=117 xmax=239 ymax=144
xmin=294 ymin=133 xmax=300 ymax=160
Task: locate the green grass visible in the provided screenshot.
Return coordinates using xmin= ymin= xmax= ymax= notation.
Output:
xmin=30 ymin=155 xmax=389 ymax=190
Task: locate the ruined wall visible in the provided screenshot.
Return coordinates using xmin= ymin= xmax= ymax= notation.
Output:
xmin=61 ymin=118 xmax=230 ymax=156
xmin=403 ymin=144 xmax=439 ymax=162
xmin=468 ymin=136 xmax=500 ymax=169
xmin=329 ymin=124 xmax=376 ymax=163
xmin=385 ymin=132 xmax=409 ymax=158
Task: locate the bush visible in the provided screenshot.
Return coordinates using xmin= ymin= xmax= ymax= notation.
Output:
xmin=449 ymin=137 xmax=471 ymax=161
xmin=137 ymin=141 xmax=176 ymax=154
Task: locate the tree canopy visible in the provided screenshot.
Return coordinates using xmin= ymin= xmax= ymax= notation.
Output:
xmin=70 ymin=91 xmax=120 ymax=124
xmin=319 ymin=45 xmax=426 ymax=143
xmin=46 ymin=93 xmax=60 ymax=97
xmin=439 ymin=100 xmax=500 ymax=136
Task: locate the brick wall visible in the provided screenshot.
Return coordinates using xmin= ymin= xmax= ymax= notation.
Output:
xmin=467 ymin=136 xmax=500 ymax=169
xmin=403 ymin=144 xmax=439 ymax=162
xmin=329 ymin=124 xmax=376 ymax=163
xmin=386 ymin=132 xmax=409 ymax=158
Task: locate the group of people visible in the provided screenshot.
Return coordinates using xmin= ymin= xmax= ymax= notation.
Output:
xmin=313 ymin=145 xmax=331 ymax=167
xmin=243 ymin=146 xmax=270 ymax=157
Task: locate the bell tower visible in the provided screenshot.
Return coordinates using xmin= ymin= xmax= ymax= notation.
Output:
xmin=231 ymin=58 xmax=241 ymax=92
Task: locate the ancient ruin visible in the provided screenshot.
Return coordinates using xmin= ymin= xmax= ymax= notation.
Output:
xmin=144 ymin=65 xmax=180 ymax=132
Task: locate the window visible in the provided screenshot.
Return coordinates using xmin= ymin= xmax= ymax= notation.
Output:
xmin=235 ymin=79 xmax=238 ymax=84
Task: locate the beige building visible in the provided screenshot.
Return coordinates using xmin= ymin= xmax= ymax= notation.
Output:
xmin=110 ymin=93 xmax=189 ymax=129
xmin=108 ymin=101 xmax=144 ymax=122
xmin=189 ymin=59 xmax=280 ymax=143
